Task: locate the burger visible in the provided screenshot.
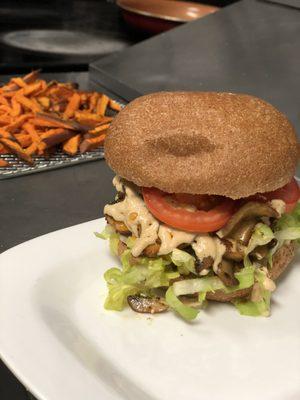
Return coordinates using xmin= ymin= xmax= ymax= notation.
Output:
xmin=98 ymin=92 xmax=299 ymax=320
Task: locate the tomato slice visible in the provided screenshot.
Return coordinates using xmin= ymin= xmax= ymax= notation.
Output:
xmin=262 ymin=178 xmax=300 ymax=213
xmin=142 ymin=188 xmax=235 ymax=233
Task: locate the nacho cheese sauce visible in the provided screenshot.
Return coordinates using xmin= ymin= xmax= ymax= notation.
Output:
xmin=158 ymin=226 xmax=196 ymax=255
xmin=104 ymin=177 xmax=223 ymax=266
xmin=104 ymin=177 xmax=159 ymax=257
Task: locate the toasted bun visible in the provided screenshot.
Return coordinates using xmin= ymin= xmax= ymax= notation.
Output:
xmin=207 ymin=242 xmax=295 ymax=302
xmin=105 ymin=92 xmax=297 ymax=198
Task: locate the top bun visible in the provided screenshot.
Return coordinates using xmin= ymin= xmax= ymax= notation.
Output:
xmin=104 ymin=92 xmax=298 ymax=199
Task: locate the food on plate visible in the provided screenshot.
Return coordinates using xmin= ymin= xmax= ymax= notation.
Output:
xmin=98 ymin=91 xmax=299 ymax=321
xmin=0 ymin=70 xmax=122 ymax=167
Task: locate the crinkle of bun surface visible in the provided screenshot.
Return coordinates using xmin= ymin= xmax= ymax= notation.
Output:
xmin=104 ymin=92 xmax=298 ymax=198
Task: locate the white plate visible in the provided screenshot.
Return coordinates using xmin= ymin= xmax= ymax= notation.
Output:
xmin=1 ymin=218 xmax=300 ymax=400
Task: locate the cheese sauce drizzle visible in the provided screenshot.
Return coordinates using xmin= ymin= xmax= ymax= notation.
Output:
xmin=104 ymin=177 xmax=226 ymax=266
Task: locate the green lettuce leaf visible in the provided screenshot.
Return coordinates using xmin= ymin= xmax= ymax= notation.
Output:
xmin=233 ymin=269 xmax=271 ymax=317
xmin=94 ymin=226 xmax=120 ymax=255
xmin=244 ymin=223 xmax=274 ymax=268
xmin=104 ymin=251 xmax=177 ymax=311
xmin=173 ymin=276 xmax=225 ymax=296
xmin=165 ymin=287 xmax=199 ymax=321
xmin=104 ymin=283 xmax=140 ymax=311
xmin=109 ymin=233 xmax=120 ymax=256
xmin=94 ymin=225 xmax=115 ymax=240
xmin=173 ymin=266 xmax=255 ymax=297
xmin=225 ymin=266 xmax=255 ymax=293
xmin=233 ymin=295 xmax=271 ymax=317
xmin=274 ymin=202 xmax=300 ymax=243
xmin=275 ymin=228 xmax=300 ymax=242
xmin=171 ymin=249 xmax=196 ymax=275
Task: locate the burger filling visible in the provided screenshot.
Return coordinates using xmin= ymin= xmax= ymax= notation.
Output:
xmin=98 ymin=176 xmax=300 ymax=320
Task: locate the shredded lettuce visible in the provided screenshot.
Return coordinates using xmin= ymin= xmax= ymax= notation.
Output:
xmin=275 ymin=228 xmax=300 ymax=242
xmin=109 ymin=233 xmax=120 ymax=256
xmin=198 ymin=292 xmax=207 ymax=307
xmin=103 ymin=249 xmax=178 ymax=311
xmin=173 ymin=276 xmax=225 ymax=296
xmin=267 ymin=202 xmax=300 ymax=266
xmin=95 ymin=226 xmax=122 ymax=256
xmin=94 ymin=225 xmax=114 ymax=240
xmin=226 ymin=266 xmax=255 ymax=293
xmin=173 ymin=266 xmax=255 ymax=297
xmin=165 ymin=287 xmax=200 ymax=321
xmin=245 ymin=223 xmax=274 ymax=255
xmin=171 ymin=249 xmax=196 ymax=275
xmin=104 ymin=283 xmax=140 ymax=311
xmin=274 ymin=202 xmax=300 ymax=243
xmin=233 ymin=269 xmax=271 ymax=317
xmin=244 ymin=223 xmax=274 ymax=268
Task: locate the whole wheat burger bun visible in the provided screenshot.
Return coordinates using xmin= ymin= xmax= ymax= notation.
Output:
xmin=105 ymin=92 xmax=298 ymax=199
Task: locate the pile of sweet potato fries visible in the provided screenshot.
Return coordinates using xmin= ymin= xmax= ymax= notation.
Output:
xmin=0 ymin=70 xmax=121 ymax=167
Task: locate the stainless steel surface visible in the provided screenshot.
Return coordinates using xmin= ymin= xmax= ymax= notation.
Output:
xmin=90 ymin=0 xmax=300 ymax=139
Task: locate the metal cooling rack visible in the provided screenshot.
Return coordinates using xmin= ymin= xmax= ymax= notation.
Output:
xmin=0 ymin=149 xmax=105 ymax=179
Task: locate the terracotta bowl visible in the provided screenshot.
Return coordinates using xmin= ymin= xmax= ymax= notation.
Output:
xmin=117 ymin=0 xmax=219 ymax=34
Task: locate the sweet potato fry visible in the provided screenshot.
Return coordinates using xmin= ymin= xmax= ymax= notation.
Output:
xmin=0 ymin=95 xmax=9 ymax=107
xmin=89 ymin=92 xmax=99 ymax=112
xmin=6 ymin=114 xmax=31 ymax=133
xmin=15 ymin=94 xmax=41 ymax=112
xmin=0 ymin=144 xmax=9 ymax=154
xmin=14 ymin=133 xmax=32 ymax=147
xmin=1 ymin=70 xmax=41 ymax=92
xmin=23 ymin=81 xmax=43 ymax=96
xmin=0 ymin=138 xmax=33 ymax=164
xmin=79 ymin=134 xmax=106 ymax=153
xmin=37 ymin=96 xmax=50 ymax=110
xmin=109 ymin=99 xmax=122 ymax=112
xmin=0 ymin=127 xmax=15 ymax=140
xmin=0 ymin=72 xmax=120 ymax=166
xmin=88 ymin=123 xmax=110 ymax=135
xmin=23 ymin=122 xmax=45 ymax=154
xmin=41 ymin=129 xmax=76 ymax=148
xmin=0 ymin=115 xmax=11 ymax=126
xmin=11 ymin=97 xmax=22 ymax=117
xmin=0 ymin=159 xmax=8 ymax=167
xmin=35 ymin=113 xmax=89 ymax=132
xmin=96 ymin=94 xmax=109 ymax=116
xmin=25 ymin=142 xmax=38 ymax=156
xmin=63 ymin=134 xmax=81 ymax=155
xmin=11 ymin=77 xmax=27 ymax=88
xmin=64 ymin=92 xmax=81 ymax=119
xmin=0 ymin=104 xmax=13 ymax=114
